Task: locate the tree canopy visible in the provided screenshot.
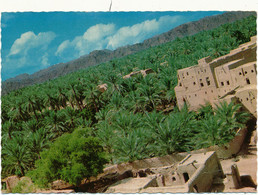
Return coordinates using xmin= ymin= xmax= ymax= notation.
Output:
xmin=28 ymin=128 xmax=108 ymax=187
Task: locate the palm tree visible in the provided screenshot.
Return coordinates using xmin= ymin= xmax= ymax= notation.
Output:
xmin=215 ymin=101 xmax=250 ymax=141
xmin=8 ymin=100 xmax=29 ymax=122
xmin=215 ymin=101 xmax=250 ymax=125
xmin=2 ymin=135 xmax=32 ymax=176
xmin=106 ymin=73 xmax=123 ymax=95
xmin=33 ymin=94 xmax=44 ymax=115
xmin=43 ymin=93 xmax=58 ymax=111
xmin=111 ymin=110 xmax=143 ymax=134
xmin=144 ymin=110 xmax=166 ymax=130
xmin=83 ymin=83 xmax=102 ymax=113
xmin=137 ymin=82 xmax=161 ymax=111
xmin=196 ymin=103 xmax=214 ymax=120
xmin=113 ymin=128 xmax=149 ymax=163
xmin=2 ymin=120 xmax=16 ymax=139
xmin=95 ymin=119 xmax=116 ymax=162
xmin=70 ymin=83 xmax=83 ymax=111
xmin=122 ymin=91 xmax=143 ymax=113
xmin=22 ymin=118 xmax=42 ymax=133
xmin=24 ymin=96 xmax=40 ymax=122
xmin=57 ymin=87 xmax=69 ymax=109
xmin=63 ymin=107 xmax=80 ymax=129
xmin=45 ymin=110 xmax=67 ymax=137
xmin=27 ymin=128 xmax=53 ymax=159
xmin=107 ymin=91 xmax=124 ymax=111
xmin=194 ymin=116 xmax=223 ymax=149
xmin=151 ymin=106 xmax=197 ymax=155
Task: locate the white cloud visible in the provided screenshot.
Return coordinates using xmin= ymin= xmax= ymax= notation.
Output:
xmin=55 ymin=15 xmax=183 ymax=60
xmin=55 ymin=40 xmax=71 ymax=56
xmin=3 ymin=31 xmax=56 ymax=77
xmin=41 ymin=53 xmax=50 ymax=67
xmin=107 ymin=15 xmax=182 ymax=49
xmin=55 ymin=23 xmax=115 ymax=59
xmin=83 ymin=23 xmax=115 ymax=42
xmin=9 ymin=31 xmax=56 ymax=57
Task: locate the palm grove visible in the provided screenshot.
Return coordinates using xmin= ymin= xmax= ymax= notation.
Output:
xmin=1 ymin=15 xmax=256 ymax=187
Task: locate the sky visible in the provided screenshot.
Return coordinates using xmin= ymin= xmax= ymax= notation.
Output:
xmin=0 ymin=11 xmax=224 ymax=81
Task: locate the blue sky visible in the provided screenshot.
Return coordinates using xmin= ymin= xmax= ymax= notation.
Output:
xmin=1 ymin=11 xmax=223 ymax=81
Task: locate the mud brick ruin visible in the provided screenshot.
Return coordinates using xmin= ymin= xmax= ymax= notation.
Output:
xmin=175 ymin=36 xmax=257 ymax=117
xmin=105 ymin=152 xmax=225 ymax=193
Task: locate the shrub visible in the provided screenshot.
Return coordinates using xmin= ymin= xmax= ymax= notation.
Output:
xmin=28 ymin=127 xmax=108 ymax=187
xmin=11 ymin=177 xmax=36 ymax=193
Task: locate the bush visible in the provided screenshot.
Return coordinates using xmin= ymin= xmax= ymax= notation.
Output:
xmin=28 ymin=128 xmax=108 ymax=187
xmin=11 ymin=177 xmax=36 ymax=193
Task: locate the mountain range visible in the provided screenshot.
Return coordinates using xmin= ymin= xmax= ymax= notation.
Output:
xmin=2 ymin=11 xmax=256 ymax=95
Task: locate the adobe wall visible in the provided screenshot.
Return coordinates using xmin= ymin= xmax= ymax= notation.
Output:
xmin=175 ymin=36 xmax=257 ymax=114
xmin=182 ymin=152 xmax=224 ymax=192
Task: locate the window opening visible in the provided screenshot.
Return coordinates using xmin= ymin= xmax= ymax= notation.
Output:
xmin=200 ymin=83 xmax=204 ymax=87
xmin=239 ymin=72 xmax=242 ymax=75
xmin=221 ymin=82 xmax=224 ymax=86
xmin=206 ymin=77 xmax=210 ymax=86
xmin=246 ymin=78 xmax=251 ymax=85
xmin=183 ymin=172 xmax=189 ymax=183
xmin=227 ymin=81 xmax=230 ymax=85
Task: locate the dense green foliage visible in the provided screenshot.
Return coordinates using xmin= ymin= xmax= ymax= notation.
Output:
xmin=28 ymin=128 xmax=108 ymax=187
xmin=1 ymin=15 xmax=256 ymax=183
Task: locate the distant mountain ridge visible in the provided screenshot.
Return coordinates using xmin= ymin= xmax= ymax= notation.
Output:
xmin=2 ymin=11 xmax=256 ymax=95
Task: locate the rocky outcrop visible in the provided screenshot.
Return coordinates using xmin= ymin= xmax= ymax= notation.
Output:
xmin=123 ymin=68 xmax=154 ymax=79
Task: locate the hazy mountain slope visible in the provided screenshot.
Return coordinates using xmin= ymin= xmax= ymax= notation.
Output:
xmin=2 ymin=11 xmax=256 ymax=95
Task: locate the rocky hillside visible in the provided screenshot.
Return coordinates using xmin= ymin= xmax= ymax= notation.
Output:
xmin=2 ymin=11 xmax=256 ymax=95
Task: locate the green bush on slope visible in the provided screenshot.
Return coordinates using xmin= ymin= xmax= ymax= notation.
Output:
xmin=27 ymin=128 xmax=108 ymax=187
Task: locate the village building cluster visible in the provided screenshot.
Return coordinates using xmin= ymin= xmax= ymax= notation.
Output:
xmin=175 ymin=36 xmax=257 ymax=117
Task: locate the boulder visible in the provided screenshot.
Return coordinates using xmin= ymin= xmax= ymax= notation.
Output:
xmin=51 ymin=180 xmax=75 ymax=190
xmin=97 ymin=83 xmax=108 ymax=93
xmin=5 ymin=175 xmax=20 ymax=192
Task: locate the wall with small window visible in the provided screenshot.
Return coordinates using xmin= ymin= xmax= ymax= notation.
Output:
xmin=230 ymin=62 xmax=257 ymax=87
xmin=236 ymin=88 xmax=257 ymax=117
xmin=214 ymin=65 xmax=233 ymax=91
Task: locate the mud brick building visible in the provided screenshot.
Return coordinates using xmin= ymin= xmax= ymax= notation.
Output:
xmin=175 ymin=36 xmax=257 ymax=117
